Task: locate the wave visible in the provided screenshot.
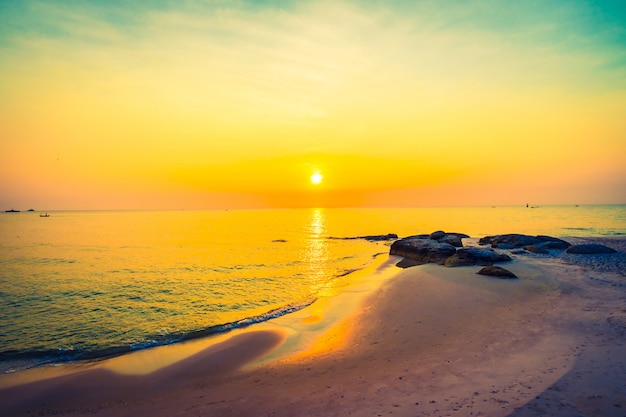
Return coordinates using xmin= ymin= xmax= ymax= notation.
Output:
xmin=0 ymin=299 xmax=316 ymax=374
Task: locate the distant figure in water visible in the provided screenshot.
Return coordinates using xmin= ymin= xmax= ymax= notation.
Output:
xmin=526 ymin=203 xmax=529 ymax=208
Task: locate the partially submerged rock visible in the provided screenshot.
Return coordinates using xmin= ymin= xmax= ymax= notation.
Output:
xmin=476 ymin=266 xmax=518 ymax=279
xmin=361 ymin=233 xmax=399 ymax=242
xmin=331 ymin=233 xmax=398 ymax=242
xmin=479 ymin=234 xmax=571 ymax=250
xmin=444 ymin=247 xmax=512 ymax=267
xmin=566 ymin=244 xmax=617 ymax=254
xmin=479 ymin=234 xmax=537 ymax=247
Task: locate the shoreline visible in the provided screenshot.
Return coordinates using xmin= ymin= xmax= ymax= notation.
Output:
xmin=1 ymin=236 xmax=625 ymax=416
xmin=0 ymin=251 xmax=401 ymax=390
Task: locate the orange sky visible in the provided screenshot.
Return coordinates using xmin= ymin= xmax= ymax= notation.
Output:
xmin=1 ymin=1 xmax=625 ymax=209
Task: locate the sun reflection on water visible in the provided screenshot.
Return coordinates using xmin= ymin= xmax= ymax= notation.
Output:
xmin=305 ymin=208 xmax=333 ymax=296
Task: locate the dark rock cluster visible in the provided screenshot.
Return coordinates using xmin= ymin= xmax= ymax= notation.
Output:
xmin=479 ymin=234 xmax=617 ymax=256
xmin=388 ymin=232 xmax=620 ymax=280
xmin=390 ymin=231 xmax=511 ymax=269
xmin=390 ymin=238 xmax=457 ymax=266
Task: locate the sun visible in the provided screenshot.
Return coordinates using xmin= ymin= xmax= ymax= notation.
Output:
xmin=310 ymin=172 xmax=323 ymax=185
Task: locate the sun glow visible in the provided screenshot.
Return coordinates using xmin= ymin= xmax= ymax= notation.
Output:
xmin=0 ymin=1 xmax=624 ymax=210
xmin=310 ymin=172 xmax=323 ymax=185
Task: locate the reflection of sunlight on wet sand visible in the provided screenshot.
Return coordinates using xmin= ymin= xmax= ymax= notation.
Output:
xmin=300 ymin=309 xmax=324 ymax=324
xmin=249 ymin=254 xmax=398 ymax=366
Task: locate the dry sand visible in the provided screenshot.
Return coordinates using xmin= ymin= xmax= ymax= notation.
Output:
xmin=1 ymin=238 xmax=625 ymax=417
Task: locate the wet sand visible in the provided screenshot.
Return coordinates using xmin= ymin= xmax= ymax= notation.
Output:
xmin=1 ymin=238 xmax=625 ymax=416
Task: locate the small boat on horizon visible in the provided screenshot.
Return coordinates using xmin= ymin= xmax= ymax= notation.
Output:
xmin=39 ymin=212 xmax=50 ymax=217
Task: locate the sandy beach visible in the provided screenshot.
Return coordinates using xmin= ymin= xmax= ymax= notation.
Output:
xmin=1 ymin=237 xmax=625 ymax=417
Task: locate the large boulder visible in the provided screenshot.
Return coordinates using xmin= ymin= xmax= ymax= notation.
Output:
xmin=390 ymin=238 xmax=457 ymax=265
xmin=476 ymin=266 xmax=518 ymax=279
xmin=566 ymin=244 xmax=617 ymax=254
xmin=479 ymin=234 xmax=570 ymax=250
xmin=444 ymin=247 xmax=512 ymax=267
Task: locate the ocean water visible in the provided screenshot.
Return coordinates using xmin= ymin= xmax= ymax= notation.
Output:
xmin=1 ymin=205 xmax=624 ymax=373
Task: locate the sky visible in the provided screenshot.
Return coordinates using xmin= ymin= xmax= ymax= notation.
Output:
xmin=1 ymin=0 xmax=625 ymax=209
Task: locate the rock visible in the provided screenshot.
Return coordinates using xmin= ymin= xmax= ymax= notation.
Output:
xmin=390 ymin=238 xmax=457 ymax=265
xmin=524 ymin=245 xmax=549 ymax=254
xmin=405 ymin=231 xmax=469 ymax=241
xmin=491 ymin=243 xmax=516 ymax=250
xmin=361 ymin=233 xmax=398 ymax=242
xmin=477 ymin=266 xmax=517 ymax=279
xmin=534 ymin=236 xmax=572 ymax=250
xmin=330 ymin=233 xmax=398 ymax=242
xmin=479 ymin=234 xmax=570 ymax=250
xmin=427 ymin=231 xmax=467 ymax=247
xmin=430 ymin=230 xmax=446 ymax=240
xmin=395 ymin=258 xmax=423 ymax=269
xmin=389 ymin=231 xmax=502 ymax=268
xmin=566 ymin=244 xmax=617 ymax=254
xmin=405 ymin=234 xmax=431 ymax=240
xmin=438 ymin=234 xmax=464 ymax=248
xmin=479 ymin=234 xmax=537 ymax=247
xmin=444 ymin=247 xmax=511 ymax=267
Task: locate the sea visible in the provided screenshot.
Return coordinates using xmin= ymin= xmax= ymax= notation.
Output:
xmin=1 ymin=205 xmax=624 ymax=373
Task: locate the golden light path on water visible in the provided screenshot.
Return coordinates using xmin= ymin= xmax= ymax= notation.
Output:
xmin=306 ymin=208 xmax=332 ymax=296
